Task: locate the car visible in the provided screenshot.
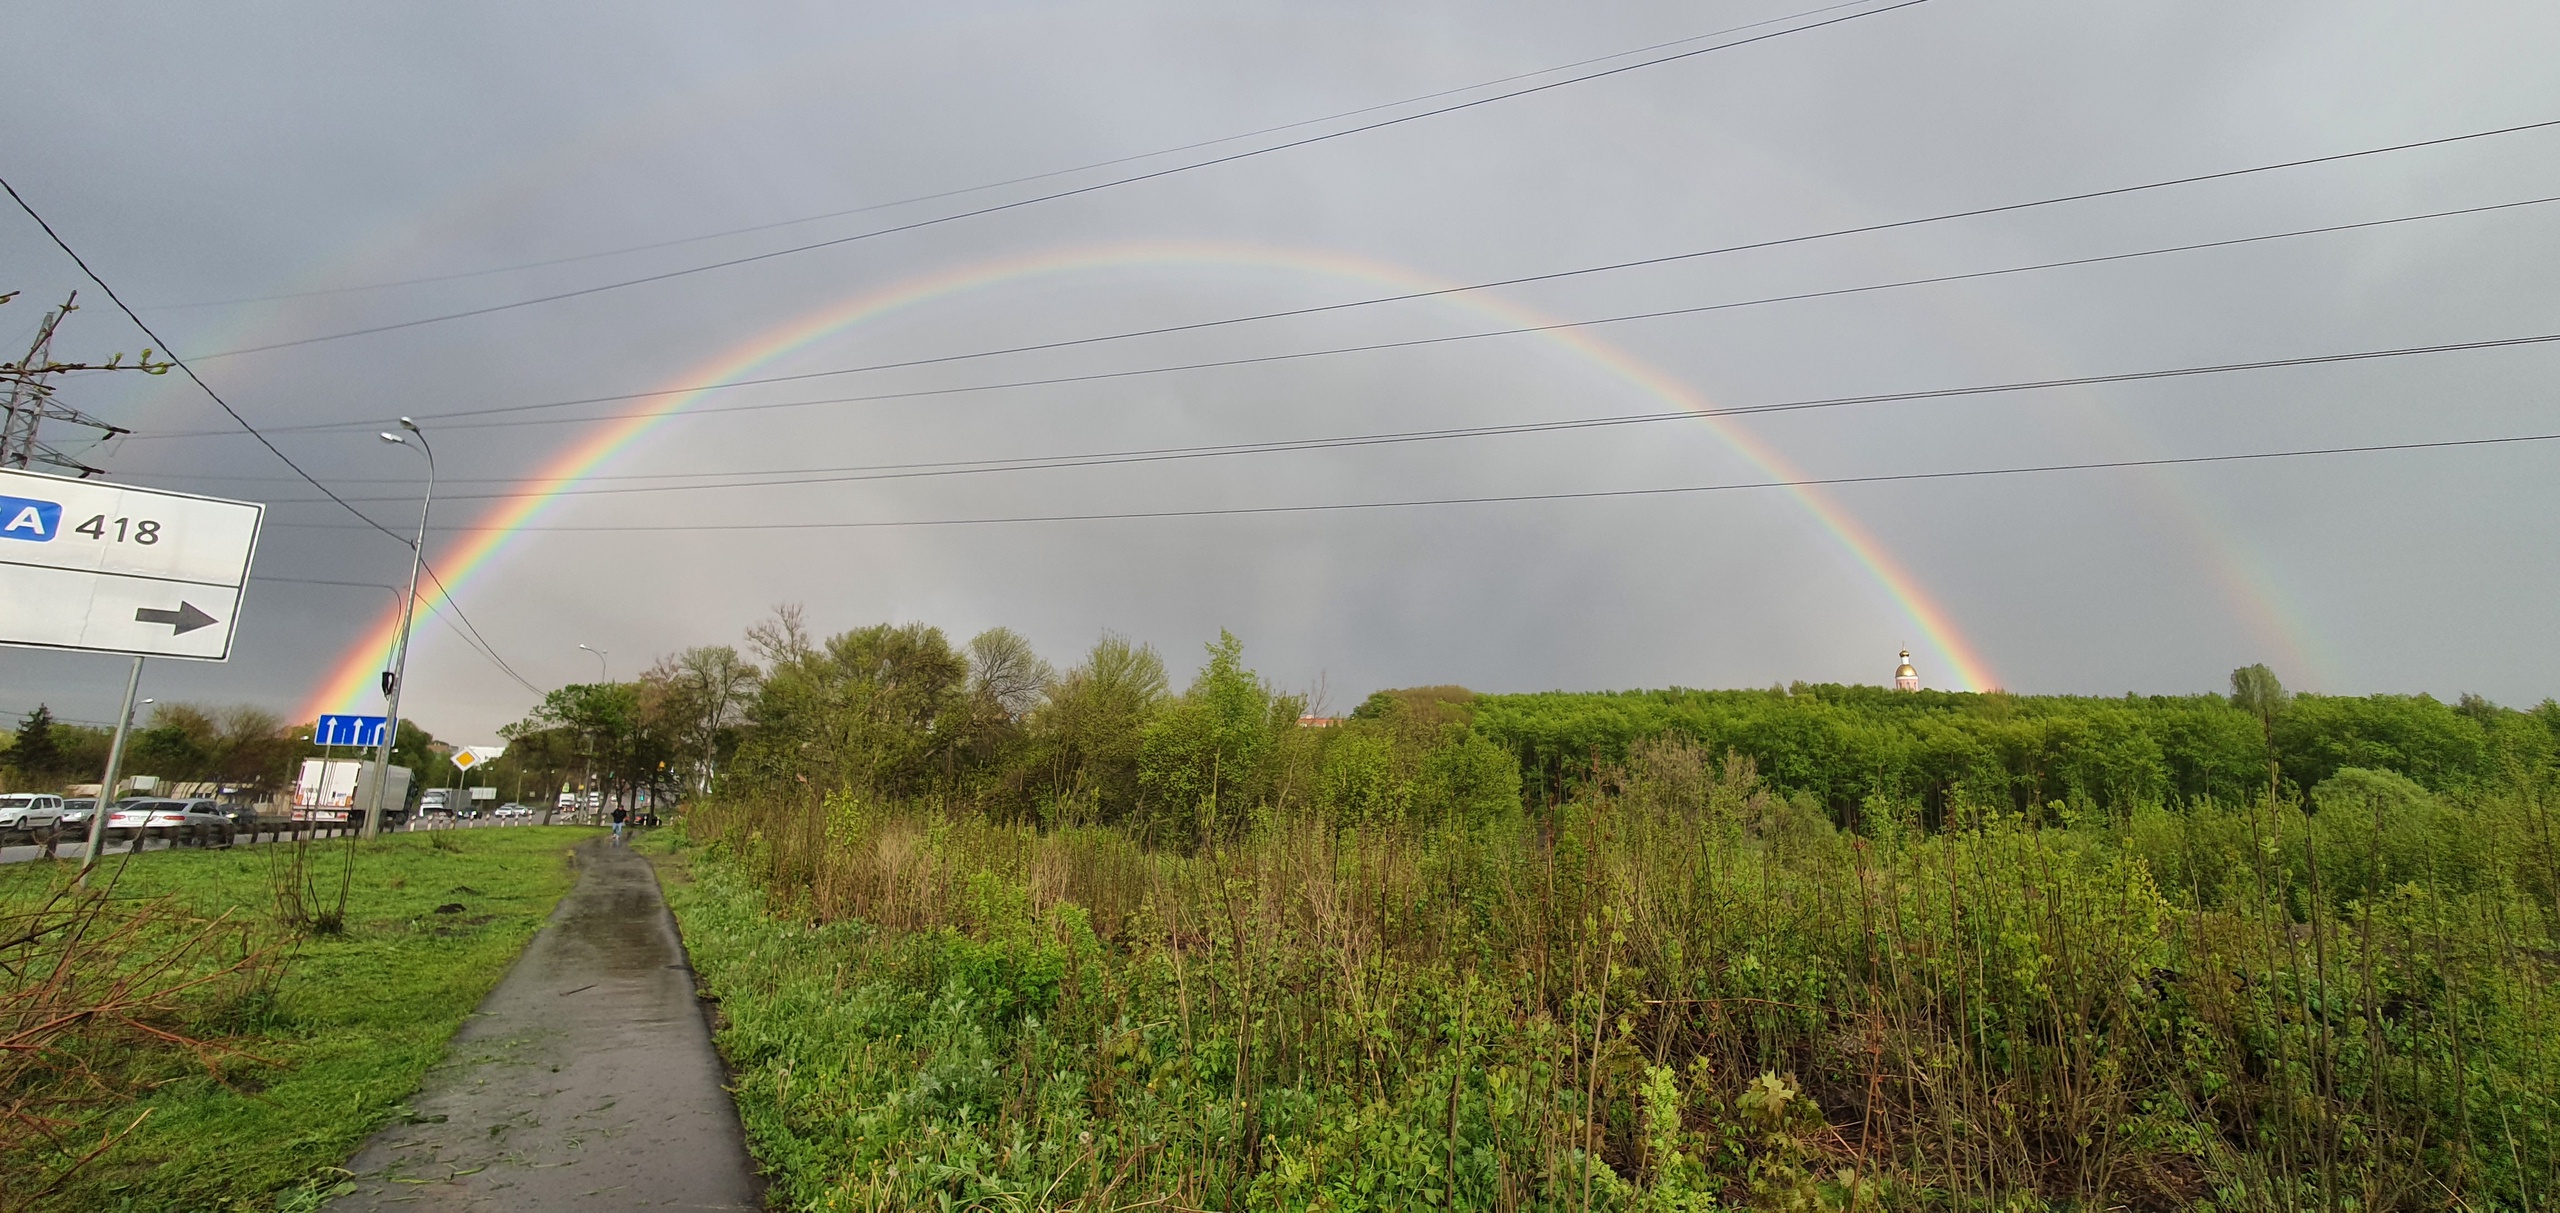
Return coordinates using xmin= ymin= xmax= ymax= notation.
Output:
xmin=104 ymin=798 xmax=235 ymax=848
xmin=492 ymin=804 xmax=533 ymax=819
xmin=0 ymin=793 xmax=67 ymax=840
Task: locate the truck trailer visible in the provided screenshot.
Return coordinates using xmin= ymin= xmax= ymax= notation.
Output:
xmin=292 ymin=759 xmax=414 ymax=827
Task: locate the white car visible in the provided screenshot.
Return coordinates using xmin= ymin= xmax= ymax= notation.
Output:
xmin=492 ymin=804 xmax=534 ymax=819
xmin=0 ymin=793 xmax=66 ymax=838
xmin=104 ymin=798 xmax=236 ymax=847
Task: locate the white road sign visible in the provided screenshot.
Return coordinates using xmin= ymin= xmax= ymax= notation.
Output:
xmin=0 ymin=467 xmax=263 ymax=661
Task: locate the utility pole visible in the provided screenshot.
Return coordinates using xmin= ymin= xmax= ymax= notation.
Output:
xmin=2 ymin=293 xmax=143 ymax=477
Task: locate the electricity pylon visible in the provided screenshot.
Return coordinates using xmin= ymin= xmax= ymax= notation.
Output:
xmin=1 ymin=291 xmax=153 ymax=477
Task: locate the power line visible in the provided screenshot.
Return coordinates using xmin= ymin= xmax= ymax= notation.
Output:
xmin=263 ymin=429 xmax=2560 ymax=534
xmin=133 ymin=190 xmax=2560 ymax=445
xmin=145 ymin=1 xmax=1885 ymax=312
xmin=248 ymin=574 xmax=545 ymax=694
xmin=0 ymin=174 xmax=543 ymax=698
xmin=239 ymin=328 xmax=2560 ymax=505
xmin=158 ymin=114 xmax=2560 ymax=436
xmin=186 ymin=0 xmax=1935 ymax=361
xmin=418 ymin=563 xmax=542 ymax=694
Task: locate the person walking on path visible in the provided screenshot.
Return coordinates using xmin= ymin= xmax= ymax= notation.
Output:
xmin=610 ymin=804 xmax=628 ymax=841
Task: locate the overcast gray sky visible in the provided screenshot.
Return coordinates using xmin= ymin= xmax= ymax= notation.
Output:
xmin=5 ymin=0 xmax=2557 ymax=741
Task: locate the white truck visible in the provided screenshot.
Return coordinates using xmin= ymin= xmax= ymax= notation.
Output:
xmin=292 ymin=759 xmax=414 ymax=827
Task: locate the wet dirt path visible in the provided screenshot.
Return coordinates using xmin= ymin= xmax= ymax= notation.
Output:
xmin=326 ymin=837 xmax=760 ymax=1211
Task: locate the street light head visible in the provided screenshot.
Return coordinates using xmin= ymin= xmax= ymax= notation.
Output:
xmin=378 ymin=432 xmax=406 ymax=445
xmin=398 ymin=416 xmax=420 ymax=433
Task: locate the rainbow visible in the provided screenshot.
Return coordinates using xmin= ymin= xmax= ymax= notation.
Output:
xmin=296 ymin=240 xmax=2002 ymax=719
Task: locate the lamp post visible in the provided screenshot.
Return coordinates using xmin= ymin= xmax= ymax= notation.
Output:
xmin=364 ymin=418 xmax=432 ymax=840
xmin=577 ymin=645 xmax=606 ymax=821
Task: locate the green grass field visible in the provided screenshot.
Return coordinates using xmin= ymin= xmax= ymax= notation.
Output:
xmin=0 ymin=826 xmax=596 ymax=1212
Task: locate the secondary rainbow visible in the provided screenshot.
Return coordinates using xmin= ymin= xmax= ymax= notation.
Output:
xmin=298 ymin=240 xmax=2000 ymax=718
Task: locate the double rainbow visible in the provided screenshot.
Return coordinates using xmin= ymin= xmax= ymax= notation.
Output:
xmin=296 ymin=240 xmax=2001 ymax=719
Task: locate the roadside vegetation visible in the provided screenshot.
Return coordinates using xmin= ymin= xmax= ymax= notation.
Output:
xmin=1 ymin=700 xmax=444 ymax=803
xmin=0 ymin=827 xmax=593 ymax=1211
xmin=647 ymin=611 xmax=2558 ymax=1210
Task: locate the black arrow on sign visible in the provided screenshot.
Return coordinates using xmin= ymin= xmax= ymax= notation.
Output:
xmin=134 ymin=602 xmax=218 ymax=635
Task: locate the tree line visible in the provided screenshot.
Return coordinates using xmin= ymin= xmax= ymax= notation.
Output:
xmin=14 ymin=611 xmax=2549 ymax=825
xmin=529 ymin=608 xmax=2560 ymax=836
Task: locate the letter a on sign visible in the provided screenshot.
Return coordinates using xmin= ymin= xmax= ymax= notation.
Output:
xmin=0 ymin=497 xmax=60 ymax=541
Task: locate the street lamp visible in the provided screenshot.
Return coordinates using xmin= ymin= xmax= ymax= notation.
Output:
xmin=576 ymin=645 xmax=607 ymax=821
xmin=364 ymin=417 xmax=432 ymax=840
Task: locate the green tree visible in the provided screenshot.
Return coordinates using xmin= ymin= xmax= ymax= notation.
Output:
xmin=644 ymin=645 xmax=760 ymax=793
xmin=2229 ymin=663 xmax=2288 ymax=806
xmin=1028 ymin=634 xmax=1168 ymax=823
xmin=525 ymin=682 xmax=657 ymax=805
xmin=1137 ymin=632 xmax=1298 ymax=844
xmin=953 ymin=627 xmax=1051 ymax=799
xmin=1315 ymin=728 xmax=1400 ymax=827
xmin=9 ymin=705 xmax=62 ymax=777
xmin=732 ymin=616 xmax=971 ymax=797
xmin=128 ymin=704 xmax=215 ymax=782
xmin=967 ymin=627 xmax=1052 ymax=720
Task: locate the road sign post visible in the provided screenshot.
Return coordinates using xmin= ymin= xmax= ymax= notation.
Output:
xmin=76 ymin=656 xmax=144 ymax=877
xmin=0 ymin=468 xmax=263 ymax=660
xmin=0 ymin=469 xmax=263 ymax=875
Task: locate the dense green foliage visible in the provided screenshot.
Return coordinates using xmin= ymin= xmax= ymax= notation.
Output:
xmin=0 ymin=828 xmax=592 ymax=1210
xmin=1473 ymin=681 xmax=2553 ymax=825
xmin=638 ymin=613 xmax=2560 ymax=1210
xmin=690 ymin=609 xmax=2560 ymax=840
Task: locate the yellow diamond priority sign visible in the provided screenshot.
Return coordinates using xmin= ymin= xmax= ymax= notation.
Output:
xmin=449 ymin=745 xmax=503 ymax=772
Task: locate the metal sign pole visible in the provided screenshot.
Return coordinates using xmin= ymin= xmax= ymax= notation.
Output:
xmin=77 ymin=655 xmax=143 ymax=877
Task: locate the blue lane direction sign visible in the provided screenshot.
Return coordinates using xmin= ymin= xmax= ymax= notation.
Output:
xmin=316 ymin=714 xmax=388 ymax=748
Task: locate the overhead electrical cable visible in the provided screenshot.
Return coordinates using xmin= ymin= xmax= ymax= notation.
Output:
xmin=0 ymin=173 xmax=545 ymax=697
xmin=185 ymin=0 xmax=1937 ymax=360
xmin=247 ymin=328 xmax=2560 ymax=506
xmin=264 ymin=430 xmax=2560 ymax=534
xmin=149 ymin=0 xmax=1884 ymax=311
xmin=249 ymin=574 xmax=545 ymax=693
xmin=136 ymin=190 xmax=2560 ymax=444
xmin=155 ymin=115 xmax=2560 ymax=438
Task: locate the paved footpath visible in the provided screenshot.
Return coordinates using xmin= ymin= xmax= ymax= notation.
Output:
xmin=327 ymin=838 xmax=760 ymax=1211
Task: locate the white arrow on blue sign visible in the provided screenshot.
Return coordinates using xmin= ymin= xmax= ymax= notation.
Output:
xmin=316 ymin=714 xmax=388 ymax=748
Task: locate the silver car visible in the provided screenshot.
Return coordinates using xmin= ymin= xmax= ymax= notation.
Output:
xmin=104 ymin=798 xmax=236 ymax=847
xmin=0 ymin=793 xmax=66 ymax=840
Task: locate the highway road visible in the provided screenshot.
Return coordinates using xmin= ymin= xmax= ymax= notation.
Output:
xmin=0 ymin=817 xmax=549 ymax=865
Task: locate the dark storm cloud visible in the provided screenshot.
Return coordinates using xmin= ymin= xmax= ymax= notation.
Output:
xmin=4 ymin=0 xmax=2557 ymax=737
